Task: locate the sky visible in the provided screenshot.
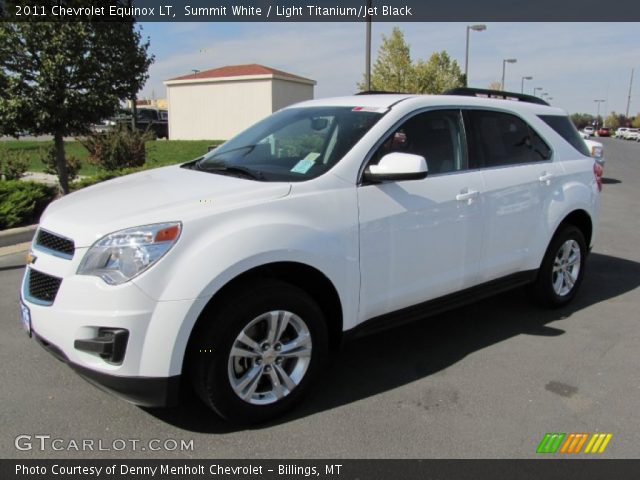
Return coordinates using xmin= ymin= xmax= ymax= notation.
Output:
xmin=138 ymin=22 xmax=640 ymax=118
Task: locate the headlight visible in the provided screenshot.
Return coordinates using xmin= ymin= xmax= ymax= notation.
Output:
xmin=77 ymin=222 xmax=181 ymax=285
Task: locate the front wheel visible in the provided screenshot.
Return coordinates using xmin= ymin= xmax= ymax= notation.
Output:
xmin=530 ymin=225 xmax=587 ymax=308
xmin=189 ymin=280 xmax=328 ymax=424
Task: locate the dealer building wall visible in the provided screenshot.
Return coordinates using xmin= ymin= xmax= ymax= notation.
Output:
xmin=164 ymin=64 xmax=315 ymax=141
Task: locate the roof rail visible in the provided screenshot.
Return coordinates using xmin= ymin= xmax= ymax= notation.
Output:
xmin=443 ymin=88 xmax=550 ymax=106
xmin=356 ymin=90 xmax=411 ymax=95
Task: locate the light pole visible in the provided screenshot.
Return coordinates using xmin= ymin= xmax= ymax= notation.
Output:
xmin=533 ymin=87 xmax=543 ymax=97
xmin=625 ymin=68 xmax=634 ymax=119
xmin=464 ymin=24 xmax=486 ymax=87
xmin=365 ymin=0 xmax=372 ymax=91
xmin=594 ymin=99 xmax=605 ymax=128
xmin=521 ymin=76 xmax=533 ymax=94
xmin=501 ymin=58 xmax=517 ymax=91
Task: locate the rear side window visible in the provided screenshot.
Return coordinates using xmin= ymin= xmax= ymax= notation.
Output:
xmin=468 ymin=110 xmax=551 ymax=167
xmin=538 ymin=114 xmax=590 ymax=157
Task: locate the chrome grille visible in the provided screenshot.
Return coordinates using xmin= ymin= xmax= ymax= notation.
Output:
xmin=35 ymin=229 xmax=75 ymax=259
xmin=27 ymin=268 xmax=63 ymax=305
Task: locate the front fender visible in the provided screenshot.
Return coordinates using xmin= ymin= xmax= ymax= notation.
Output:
xmin=133 ymin=186 xmax=360 ymax=376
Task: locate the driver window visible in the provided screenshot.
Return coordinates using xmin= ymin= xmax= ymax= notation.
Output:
xmin=371 ymin=110 xmax=468 ymax=175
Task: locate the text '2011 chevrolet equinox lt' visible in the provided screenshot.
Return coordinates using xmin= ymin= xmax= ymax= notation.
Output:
xmin=20 ymin=89 xmax=602 ymax=423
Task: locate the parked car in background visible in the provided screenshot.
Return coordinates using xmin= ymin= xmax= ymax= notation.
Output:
xmin=113 ymin=108 xmax=169 ymax=139
xmin=90 ymin=119 xmax=116 ymax=133
xmin=614 ymin=127 xmax=629 ymax=138
xmin=596 ymin=127 xmax=611 ymax=137
xmin=582 ymin=126 xmax=595 ymax=137
xmin=622 ymin=128 xmax=639 ymax=140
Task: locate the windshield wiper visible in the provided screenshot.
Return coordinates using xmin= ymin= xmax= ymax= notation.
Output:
xmin=196 ymin=144 xmax=258 ymax=168
xmin=198 ymin=163 xmax=264 ymax=181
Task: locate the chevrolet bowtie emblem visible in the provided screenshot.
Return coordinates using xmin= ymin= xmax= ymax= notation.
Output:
xmin=26 ymin=251 xmax=37 ymax=265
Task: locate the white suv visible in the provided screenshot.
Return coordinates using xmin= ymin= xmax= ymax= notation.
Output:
xmin=20 ymin=89 xmax=602 ymax=423
xmin=614 ymin=127 xmax=629 ymax=138
xmin=622 ymin=128 xmax=639 ymax=140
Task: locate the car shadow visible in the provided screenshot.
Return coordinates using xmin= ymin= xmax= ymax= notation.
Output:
xmin=602 ymin=177 xmax=621 ymax=185
xmin=141 ymin=252 xmax=640 ymax=433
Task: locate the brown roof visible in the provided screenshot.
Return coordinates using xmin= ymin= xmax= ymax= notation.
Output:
xmin=169 ymin=64 xmax=313 ymax=82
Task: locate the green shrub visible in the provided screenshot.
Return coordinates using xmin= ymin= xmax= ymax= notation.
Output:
xmin=69 ymin=167 xmax=144 ymax=191
xmin=79 ymin=124 xmax=154 ymax=171
xmin=0 ymin=149 xmax=30 ymax=180
xmin=41 ymin=146 xmax=81 ymax=181
xmin=0 ymin=181 xmax=57 ymax=229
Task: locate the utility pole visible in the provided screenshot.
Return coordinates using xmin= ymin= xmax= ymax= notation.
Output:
xmin=625 ymin=68 xmax=634 ymax=119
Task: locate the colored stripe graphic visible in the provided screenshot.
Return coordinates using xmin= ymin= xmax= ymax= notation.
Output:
xmin=584 ymin=433 xmax=613 ymax=453
xmin=538 ymin=433 xmax=613 ymax=454
xmin=559 ymin=433 xmax=589 ymax=454
xmin=537 ymin=433 xmax=566 ymax=453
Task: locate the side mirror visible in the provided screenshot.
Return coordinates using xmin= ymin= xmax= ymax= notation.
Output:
xmin=364 ymin=152 xmax=428 ymax=182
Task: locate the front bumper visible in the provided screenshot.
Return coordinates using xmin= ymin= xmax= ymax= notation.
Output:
xmin=33 ymin=332 xmax=181 ymax=407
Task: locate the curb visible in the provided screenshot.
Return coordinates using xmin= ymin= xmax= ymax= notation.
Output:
xmin=0 ymin=224 xmax=37 ymax=248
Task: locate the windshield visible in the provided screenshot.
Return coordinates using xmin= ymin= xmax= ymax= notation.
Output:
xmin=195 ymin=106 xmax=384 ymax=181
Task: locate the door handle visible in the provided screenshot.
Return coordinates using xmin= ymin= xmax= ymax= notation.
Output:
xmin=538 ymin=172 xmax=554 ymax=185
xmin=456 ymin=189 xmax=479 ymax=203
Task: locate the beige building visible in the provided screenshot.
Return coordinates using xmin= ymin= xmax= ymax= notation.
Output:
xmin=131 ymin=98 xmax=169 ymax=109
xmin=164 ymin=64 xmax=316 ymax=140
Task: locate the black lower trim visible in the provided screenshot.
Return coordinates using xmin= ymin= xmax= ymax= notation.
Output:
xmin=33 ymin=332 xmax=180 ymax=408
xmin=345 ymin=270 xmax=537 ymax=340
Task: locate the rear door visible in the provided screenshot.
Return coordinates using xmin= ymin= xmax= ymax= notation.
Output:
xmin=466 ymin=109 xmax=559 ymax=281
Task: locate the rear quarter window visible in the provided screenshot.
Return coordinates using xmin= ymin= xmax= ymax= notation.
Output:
xmin=538 ymin=115 xmax=590 ymax=157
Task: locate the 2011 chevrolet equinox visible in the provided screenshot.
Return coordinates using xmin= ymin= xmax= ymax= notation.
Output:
xmin=20 ymin=89 xmax=601 ymax=423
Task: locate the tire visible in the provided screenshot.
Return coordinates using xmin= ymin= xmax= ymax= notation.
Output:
xmin=189 ymin=280 xmax=328 ymax=424
xmin=530 ymin=225 xmax=587 ymax=308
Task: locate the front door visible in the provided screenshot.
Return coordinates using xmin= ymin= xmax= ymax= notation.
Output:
xmin=357 ymin=109 xmax=484 ymax=322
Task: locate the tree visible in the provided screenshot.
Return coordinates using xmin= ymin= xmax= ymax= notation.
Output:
xmin=0 ymin=5 xmax=153 ymax=193
xmin=487 ymin=81 xmax=502 ymax=91
xmin=570 ymin=113 xmax=596 ymax=130
xmin=358 ymin=27 xmax=464 ymax=94
xmin=360 ymin=27 xmax=415 ymax=92
xmin=413 ymin=51 xmax=465 ymax=94
xmin=632 ymin=114 xmax=640 ymax=128
xmin=604 ymin=112 xmax=622 ymax=129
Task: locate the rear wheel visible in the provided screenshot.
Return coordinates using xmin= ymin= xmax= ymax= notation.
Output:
xmin=530 ymin=225 xmax=587 ymax=308
xmin=190 ymin=280 xmax=327 ymax=424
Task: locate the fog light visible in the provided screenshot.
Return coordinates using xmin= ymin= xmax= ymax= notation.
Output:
xmin=74 ymin=328 xmax=129 ymax=364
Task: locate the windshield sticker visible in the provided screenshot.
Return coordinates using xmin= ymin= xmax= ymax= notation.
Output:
xmin=291 ymin=157 xmax=317 ymax=174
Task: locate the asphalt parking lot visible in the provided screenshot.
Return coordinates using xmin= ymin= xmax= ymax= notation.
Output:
xmin=1 ymin=137 xmax=638 ymax=459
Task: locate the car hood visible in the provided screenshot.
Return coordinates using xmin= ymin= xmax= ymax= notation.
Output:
xmin=40 ymin=165 xmax=291 ymax=247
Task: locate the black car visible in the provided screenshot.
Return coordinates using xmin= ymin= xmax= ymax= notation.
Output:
xmin=114 ymin=108 xmax=168 ymax=139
